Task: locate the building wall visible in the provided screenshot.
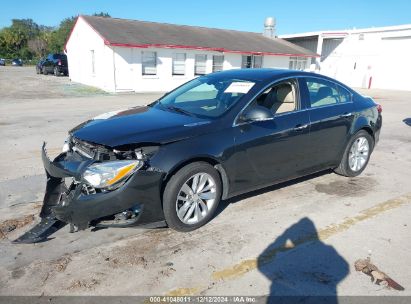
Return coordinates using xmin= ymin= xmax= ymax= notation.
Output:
xmin=67 ymin=18 xmax=299 ymax=93
xmin=318 ymin=29 xmax=411 ymax=91
xmin=66 ymin=17 xmax=116 ymax=92
xmin=263 ymin=55 xmax=290 ymax=69
xmin=108 ymin=47 xmax=291 ymax=93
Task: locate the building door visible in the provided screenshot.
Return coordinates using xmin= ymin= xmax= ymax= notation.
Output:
xmin=114 ymin=47 xmax=134 ymax=91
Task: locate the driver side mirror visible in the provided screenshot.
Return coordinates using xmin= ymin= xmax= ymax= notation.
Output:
xmin=239 ymin=106 xmax=273 ymax=123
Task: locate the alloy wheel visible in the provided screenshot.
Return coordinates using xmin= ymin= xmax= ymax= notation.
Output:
xmin=176 ymin=172 xmax=217 ymax=225
xmin=348 ymin=136 xmax=370 ymax=172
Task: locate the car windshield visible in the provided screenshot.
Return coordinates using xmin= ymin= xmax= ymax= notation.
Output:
xmin=154 ymin=76 xmax=256 ymax=118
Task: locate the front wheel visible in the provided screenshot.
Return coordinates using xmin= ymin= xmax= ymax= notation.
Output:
xmin=335 ymin=130 xmax=374 ymax=177
xmin=42 ymin=66 xmax=48 ymax=75
xmin=163 ymin=162 xmax=222 ymax=232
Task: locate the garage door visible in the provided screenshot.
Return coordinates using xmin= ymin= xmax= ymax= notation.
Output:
xmin=373 ymin=37 xmax=411 ymax=90
xmin=114 ymin=47 xmax=135 ymax=91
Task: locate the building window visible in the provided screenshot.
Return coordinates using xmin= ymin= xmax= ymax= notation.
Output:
xmin=90 ymin=50 xmax=95 ymax=74
xmin=172 ymin=53 xmax=186 ymax=75
xmin=289 ymin=56 xmax=308 ymax=70
xmin=253 ymin=55 xmax=263 ymax=68
xmin=142 ymin=51 xmax=157 ymax=75
xmin=212 ymin=55 xmax=224 ymax=72
xmin=195 ymin=54 xmax=207 ymax=75
xmin=241 ymin=55 xmax=263 ymax=68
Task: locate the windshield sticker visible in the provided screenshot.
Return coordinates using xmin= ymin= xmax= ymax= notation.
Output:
xmin=224 ymin=82 xmax=255 ymax=94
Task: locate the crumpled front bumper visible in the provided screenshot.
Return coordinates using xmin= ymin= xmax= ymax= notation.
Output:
xmin=41 ymin=143 xmax=166 ymax=230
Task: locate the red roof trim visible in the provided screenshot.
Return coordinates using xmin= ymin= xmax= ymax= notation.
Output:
xmin=108 ymin=42 xmax=319 ymax=58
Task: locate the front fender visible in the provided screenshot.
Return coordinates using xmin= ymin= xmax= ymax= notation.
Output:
xmin=149 ymin=127 xmax=236 ymax=198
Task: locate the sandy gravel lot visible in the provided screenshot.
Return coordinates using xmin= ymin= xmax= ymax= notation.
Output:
xmin=0 ymin=67 xmax=410 ymax=300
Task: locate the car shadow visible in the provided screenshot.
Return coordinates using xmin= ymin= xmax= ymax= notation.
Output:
xmin=257 ymin=217 xmax=349 ymax=303
xmin=403 ymin=118 xmax=411 ymax=126
xmin=215 ymin=169 xmax=333 ymax=219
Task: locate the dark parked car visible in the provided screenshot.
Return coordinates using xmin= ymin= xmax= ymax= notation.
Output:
xmin=14 ymin=69 xmax=382 ymax=243
xmin=36 ymin=57 xmax=46 ymax=74
xmin=11 ymin=58 xmax=23 ymax=66
xmin=0 ymin=58 xmax=5 ymax=66
xmin=41 ymin=53 xmax=68 ymax=76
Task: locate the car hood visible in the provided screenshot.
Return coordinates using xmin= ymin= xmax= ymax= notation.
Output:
xmin=70 ymin=106 xmax=213 ymax=147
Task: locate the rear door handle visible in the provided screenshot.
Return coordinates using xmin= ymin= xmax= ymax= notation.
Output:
xmin=293 ymin=124 xmax=309 ymax=131
xmin=340 ymin=112 xmax=353 ymax=118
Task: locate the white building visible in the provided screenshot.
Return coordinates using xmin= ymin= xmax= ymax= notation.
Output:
xmin=281 ymin=24 xmax=411 ymax=91
xmin=65 ymin=16 xmax=317 ymax=93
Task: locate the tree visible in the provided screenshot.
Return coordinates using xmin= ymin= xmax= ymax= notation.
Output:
xmin=48 ymin=16 xmax=77 ymax=53
xmin=0 ymin=19 xmax=40 ymax=59
xmin=11 ymin=19 xmax=40 ymax=40
xmin=93 ymin=12 xmax=111 ymax=17
xmin=0 ymin=13 xmax=112 ymax=59
xmin=0 ymin=27 xmax=29 ymax=58
xmin=28 ymin=35 xmax=49 ymax=57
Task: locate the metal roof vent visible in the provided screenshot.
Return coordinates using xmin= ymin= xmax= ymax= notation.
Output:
xmin=264 ymin=17 xmax=276 ymax=38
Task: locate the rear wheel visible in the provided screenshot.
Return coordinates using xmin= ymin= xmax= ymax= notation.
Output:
xmin=54 ymin=67 xmax=59 ymax=76
xmin=335 ymin=130 xmax=374 ymax=177
xmin=163 ymin=162 xmax=222 ymax=232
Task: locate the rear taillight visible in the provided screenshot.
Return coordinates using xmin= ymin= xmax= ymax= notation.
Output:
xmin=377 ymin=104 xmax=382 ymax=113
xmin=58 ymin=59 xmax=61 ymax=66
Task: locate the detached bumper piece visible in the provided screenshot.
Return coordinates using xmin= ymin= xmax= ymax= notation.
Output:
xmin=13 ymin=143 xmax=166 ymax=244
xmin=12 ymin=215 xmax=66 ymax=244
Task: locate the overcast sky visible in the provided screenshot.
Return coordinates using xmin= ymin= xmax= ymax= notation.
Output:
xmin=1 ymin=0 xmax=410 ymax=34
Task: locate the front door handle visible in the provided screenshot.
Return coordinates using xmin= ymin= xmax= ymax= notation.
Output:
xmin=340 ymin=112 xmax=353 ymax=118
xmin=293 ymin=124 xmax=309 ymax=131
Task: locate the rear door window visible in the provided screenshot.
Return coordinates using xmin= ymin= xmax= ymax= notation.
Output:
xmin=305 ymin=78 xmax=351 ymax=108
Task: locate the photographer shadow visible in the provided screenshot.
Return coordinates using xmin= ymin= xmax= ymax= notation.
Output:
xmin=257 ymin=217 xmax=349 ymax=304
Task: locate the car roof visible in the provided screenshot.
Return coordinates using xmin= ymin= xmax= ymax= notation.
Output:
xmin=207 ymin=68 xmax=316 ymax=82
xmin=206 ymin=68 xmax=354 ymax=92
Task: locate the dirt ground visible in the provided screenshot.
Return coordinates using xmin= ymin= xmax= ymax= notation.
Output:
xmin=0 ymin=66 xmax=410 ymax=299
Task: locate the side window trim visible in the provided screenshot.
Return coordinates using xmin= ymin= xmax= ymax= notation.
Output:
xmin=271 ymin=79 xmax=301 ymax=117
xmin=233 ymin=77 xmax=301 ymax=127
xmin=336 ymin=83 xmax=353 ymax=103
xmin=304 ymin=76 xmax=354 ymax=109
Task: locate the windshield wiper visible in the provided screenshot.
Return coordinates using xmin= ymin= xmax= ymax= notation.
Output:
xmin=164 ymin=105 xmax=195 ymax=117
xmin=147 ymin=99 xmax=160 ymax=107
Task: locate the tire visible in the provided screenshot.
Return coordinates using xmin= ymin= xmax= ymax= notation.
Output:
xmin=54 ymin=67 xmax=59 ymax=76
xmin=42 ymin=66 xmax=48 ymax=75
xmin=163 ymin=162 xmax=222 ymax=232
xmin=36 ymin=67 xmax=40 ymax=74
xmin=334 ymin=130 xmax=374 ymax=177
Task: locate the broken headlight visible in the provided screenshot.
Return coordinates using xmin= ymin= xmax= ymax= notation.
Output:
xmin=62 ymin=137 xmax=71 ymax=153
xmin=82 ymin=160 xmax=143 ymax=189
